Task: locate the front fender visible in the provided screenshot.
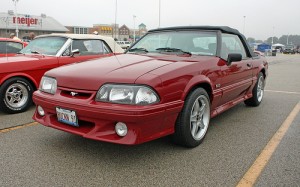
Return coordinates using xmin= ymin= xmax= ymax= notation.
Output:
xmin=0 ymin=73 xmax=38 ymax=89
xmin=181 ymin=75 xmax=214 ymax=100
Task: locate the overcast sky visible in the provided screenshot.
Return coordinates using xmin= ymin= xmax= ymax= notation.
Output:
xmin=2 ymin=0 xmax=300 ymax=40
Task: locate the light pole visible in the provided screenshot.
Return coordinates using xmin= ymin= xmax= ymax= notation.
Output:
xmin=114 ymin=0 xmax=118 ymax=40
xmin=158 ymin=0 xmax=161 ymax=28
xmin=272 ymin=26 xmax=275 ymax=46
xmin=12 ymin=0 xmax=19 ymax=38
xmin=243 ymin=16 xmax=246 ymax=35
xmin=133 ymin=15 xmax=136 ymax=42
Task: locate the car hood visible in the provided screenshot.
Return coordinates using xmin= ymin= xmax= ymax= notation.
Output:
xmin=46 ymin=54 xmax=180 ymax=90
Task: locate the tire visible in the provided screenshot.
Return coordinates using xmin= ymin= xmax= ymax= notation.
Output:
xmin=244 ymin=72 xmax=265 ymax=107
xmin=173 ymin=88 xmax=211 ymax=148
xmin=0 ymin=77 xmax=34 ymax=114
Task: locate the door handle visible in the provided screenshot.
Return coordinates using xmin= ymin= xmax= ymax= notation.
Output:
xmin=247 ymin=63 xmax=252 ymax=68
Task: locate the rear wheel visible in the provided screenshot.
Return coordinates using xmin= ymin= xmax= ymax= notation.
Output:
xmin=173 ymin=88 xmax=210 ymax=148
xmin=244 ymin=72 xmax=265 ymax=107
xmin=0 ymin=77 xmax=34 ymax=114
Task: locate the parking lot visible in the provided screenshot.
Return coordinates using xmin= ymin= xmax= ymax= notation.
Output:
xmin=1 ymin=54 xmax=300 ymax=186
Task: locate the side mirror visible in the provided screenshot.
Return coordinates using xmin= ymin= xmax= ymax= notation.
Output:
xmin=226 ymin=53 xmax=242 ymax=66
xmin=70 ymin=49 xmax=80 ymax=57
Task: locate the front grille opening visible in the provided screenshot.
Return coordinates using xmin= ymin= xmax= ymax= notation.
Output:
xmin=60 ymin=90 xmax=92 ymax=99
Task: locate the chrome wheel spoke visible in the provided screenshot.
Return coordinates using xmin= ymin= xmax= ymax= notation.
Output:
xmin=6 ymin=91 xmax=14 ymax=97
xmin=190 ymin=113 xmax=198 ymax=122
xmin=194 ymin=100 xmax=200 ymax=111
xmin=7 ymin=98 xmax=16 ymax=104
xmin=199 ymin=103 xmax=206 ymax=116
xmin=199 ymin=120 xmax=205 ymax=129
xmin=191 ymin=123 xmax=197 ymax=136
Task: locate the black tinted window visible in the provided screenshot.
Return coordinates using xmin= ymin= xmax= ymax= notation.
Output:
xmin=0 ymin=41 xmax=23 ymax=53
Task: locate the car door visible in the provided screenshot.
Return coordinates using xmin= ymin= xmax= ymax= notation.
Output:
xmin=58 ymin=39 xmax=114 ymax=66
xmin=218 ymin=33 xmax=253 ymax=106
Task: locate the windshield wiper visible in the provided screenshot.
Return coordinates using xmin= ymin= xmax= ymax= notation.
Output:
xmin=31 ymin=50 xmax=40 ymax=54
xmin=156 ymin=47 xmax=192 ymax=55
xmin=16 ymin=52 xmax=23 ymax=54
xmin=128 ymin=48 xmax=148 ymax=53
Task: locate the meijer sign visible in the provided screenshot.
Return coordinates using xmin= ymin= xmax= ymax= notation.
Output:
xmin=13 ymin=16 xmax=38 ymax=27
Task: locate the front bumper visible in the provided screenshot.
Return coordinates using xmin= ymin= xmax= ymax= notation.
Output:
xmin=33 ymin=90 xmax=183 ymax=145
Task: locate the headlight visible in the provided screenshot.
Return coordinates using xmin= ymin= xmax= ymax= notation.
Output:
xmin=39 ymin=76 xmax=57 ymax=94
xmin=96 ymin=84 xmax=159 ymax=105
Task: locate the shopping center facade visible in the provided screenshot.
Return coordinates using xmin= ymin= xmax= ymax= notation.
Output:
xmin=0 ymin=11 xmax=147 ymax=41
xmin=0 ymin=12 xmax=68 ymax=40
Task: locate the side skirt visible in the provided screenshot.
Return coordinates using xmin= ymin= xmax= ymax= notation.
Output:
xmin=211 ymin=93 xmax=253 ymax=118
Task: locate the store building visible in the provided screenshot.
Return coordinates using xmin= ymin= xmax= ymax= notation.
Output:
xmin=118 ymin=24 xmax=130 ymax=41
xmin=130 ymin=23 xmax=148 ymax=41
xmin=65 ymin=26 xmax=90 ymax=34
xmin=0 ymin=12 xmax=68 ymax=40
xmin=91 ymin=24 xmax=116 ymax=38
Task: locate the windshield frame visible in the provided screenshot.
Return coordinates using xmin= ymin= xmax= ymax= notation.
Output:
xmin=126 ymin=30 xmax=219 ymax=57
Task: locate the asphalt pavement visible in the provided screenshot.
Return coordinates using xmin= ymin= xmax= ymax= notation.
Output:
xmin=0 ymin=53 xmax=300 ymax=186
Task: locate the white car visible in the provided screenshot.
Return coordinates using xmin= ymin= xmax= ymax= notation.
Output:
xmin=116 ymin=41 xmax=132 ymax=49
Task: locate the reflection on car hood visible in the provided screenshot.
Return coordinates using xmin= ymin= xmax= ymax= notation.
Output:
xmin=46 ymin=54 xmax=182 ymax=90
xmin=0 ymin=54 xmax=47 ymax=74
xmin=0 ymin=55 xmax=42 ymax=64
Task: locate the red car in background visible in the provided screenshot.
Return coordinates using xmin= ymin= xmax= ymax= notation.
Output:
xmin=0 ymin=38 xmax=27 ymax=57
xmin=33 ymin=26 xmax=268 ymax=147
xmin=0 ymin=34 xmax=123 ymax=114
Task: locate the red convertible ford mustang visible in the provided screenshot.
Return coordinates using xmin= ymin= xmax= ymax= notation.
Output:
xmin=33 ymin=26 xmax=268 ymax=147
xmin=0 ymin=34 xmax=123 ymax=113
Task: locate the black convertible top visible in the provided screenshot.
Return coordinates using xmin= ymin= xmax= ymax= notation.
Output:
xmin=148 ymin=26 xmax=255 ymax=57
xmin=149 ymin=26 xmax=241 ymax=35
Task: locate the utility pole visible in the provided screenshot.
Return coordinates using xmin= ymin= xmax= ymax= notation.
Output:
xmin=243 ymin=16 xmax=246 ymax=35
xmin=272 ymin=26 xmax=275 ymax=45
xmin=114 ymin=0 xmax=118 ymax=40
xmin=12 ymin=0 xmax=19 ymax=38
xmin=133 ymin=15 xmax=136 ymax=42
xmin=158 ymin=0 xmax=161 ymax=28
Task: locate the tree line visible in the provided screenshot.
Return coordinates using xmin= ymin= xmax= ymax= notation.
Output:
xmin=247 ymin=35 xmax=300 ymax=46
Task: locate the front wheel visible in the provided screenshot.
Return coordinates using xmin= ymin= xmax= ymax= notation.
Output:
xmin=173 ymin=88 xmax=211 ymax=148
xmin=244 ymin=72 xmax=265 ymax=107
xmin=0 ymin=77 xmax=34 ymax=114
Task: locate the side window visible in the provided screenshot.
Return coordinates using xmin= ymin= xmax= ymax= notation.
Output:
xmin=71 ymin=40 xmax=110 ymax=56
xmin=192 ymin=35 xmax=217 ymax=55
xmin=62 ymin=45 xmax=71 ymax=56
xmin=221 ymin=34 xmax=247 ymax=60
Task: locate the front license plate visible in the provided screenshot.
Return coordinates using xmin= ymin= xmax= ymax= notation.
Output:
xmin=56 ymin=107 xmax=79 ymax=127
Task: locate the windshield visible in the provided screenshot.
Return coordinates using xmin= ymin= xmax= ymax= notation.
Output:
xmin=20 ymin=36 xmax=68 ymax=55
xmin=128 ymin=31 xmax=217 ymax=56
xmin=286 ymin=45 xmax=294 ymax=49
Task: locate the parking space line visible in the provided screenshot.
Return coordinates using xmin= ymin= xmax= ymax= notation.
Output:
xmin=236 ymin=101 xmax=300 ymax=187
xmin=265 ymin=90 xmax=300 ymax=95
xmin=0 ymin=122 xmax=39 ymax=133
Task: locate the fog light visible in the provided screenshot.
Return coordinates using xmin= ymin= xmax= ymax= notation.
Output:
xmin=115 ymin=122 xmax=128 ymax=137
xmin=37 ymin=105 xmax=45 ymax=116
